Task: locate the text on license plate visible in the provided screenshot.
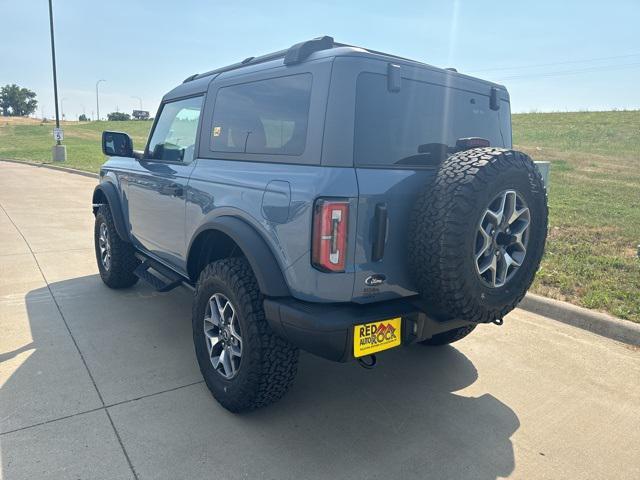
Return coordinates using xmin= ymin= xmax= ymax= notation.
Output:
xmin=353 ymin=318 xmax=401 ymax=358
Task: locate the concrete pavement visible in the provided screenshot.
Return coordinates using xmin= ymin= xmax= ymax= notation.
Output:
xmin=1 ymin=161 xmax=639 ymax=480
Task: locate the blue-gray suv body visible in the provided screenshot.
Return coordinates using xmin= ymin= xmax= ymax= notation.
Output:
xmin=93 ymin=37 xmax=548 ymax=412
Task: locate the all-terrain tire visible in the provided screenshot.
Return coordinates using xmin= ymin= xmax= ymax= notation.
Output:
xmin=94 ymin=204 xmax=139 ymax=288
xmin=421 ymin=325 xmax=477 ymax=346
xmin=192 ymin=257 xmax=299 ymax=413
xmin=409 ymin=148 xmax=548 ymax=323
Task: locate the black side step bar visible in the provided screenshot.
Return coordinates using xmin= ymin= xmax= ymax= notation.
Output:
xmin=133 ymin=255 xmax=190 ymax=293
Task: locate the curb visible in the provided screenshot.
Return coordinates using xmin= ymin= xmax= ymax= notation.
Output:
xmin=0 ymin=158 xmax=98 ymax=179
xmin=520 ymin=293 xmax=640 ymax=346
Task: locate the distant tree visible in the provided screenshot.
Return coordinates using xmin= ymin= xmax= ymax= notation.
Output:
xmin=107 ymin=112 xmax=131 ymax=121
xmin=79 ymin=113 xmax=88 ymax=122
xmin=0 ymin=84 xmax=38 ymax=116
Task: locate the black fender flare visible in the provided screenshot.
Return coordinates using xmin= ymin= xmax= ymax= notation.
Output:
xmin=92 ymin=182 xmax=129 ymax=242
xmin=189 ymin=216 xmax=290 ymax=297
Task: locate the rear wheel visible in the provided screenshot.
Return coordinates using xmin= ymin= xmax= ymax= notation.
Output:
xmin=94 ymin=205 xmax=139 ymax=289
xmin=192 ymin=257 xmax=299 ymax=413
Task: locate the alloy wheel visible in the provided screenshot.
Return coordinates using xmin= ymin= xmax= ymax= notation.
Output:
xmin=98 ymin=222 xmax=112 ymax=271
xmin=203 ymin=293 xmax=243 ymax=379
xmin=474 ymin=190 xmax=531 ymax=288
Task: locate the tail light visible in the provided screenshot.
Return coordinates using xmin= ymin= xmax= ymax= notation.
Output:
xmin=312 ymin=199 xmax=349 ymax=272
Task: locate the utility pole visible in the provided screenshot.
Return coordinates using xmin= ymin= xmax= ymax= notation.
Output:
xmin=48 ymin=0 xmax=66 ymax=161
xmin=96 ymin=79 xmax=105 ymax=121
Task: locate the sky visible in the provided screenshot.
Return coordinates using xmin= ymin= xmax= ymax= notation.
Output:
xmin=1 ymin=0 xmax=639 ymax=120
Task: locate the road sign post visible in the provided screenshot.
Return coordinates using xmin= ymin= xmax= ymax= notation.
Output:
xmin=53 ymin=127 xmax=64 ymax=142
xmin=52 ymin=127 xmax=66 ymax=161
xmin=48 ymin=0 xmax=66 ymax=162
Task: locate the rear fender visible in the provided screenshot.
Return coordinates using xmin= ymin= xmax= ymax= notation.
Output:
xmin=188 ymin=216 xmax=290 ymax=297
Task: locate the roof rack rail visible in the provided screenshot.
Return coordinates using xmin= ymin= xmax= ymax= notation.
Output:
xmin=183 ymin=36 xmax=336 ymax=83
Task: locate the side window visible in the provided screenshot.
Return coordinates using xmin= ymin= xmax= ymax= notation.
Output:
xmin=210 ymin=74 xmax=312 ymax=156
xmin=147 ymin=96 xmax=203 ymax=162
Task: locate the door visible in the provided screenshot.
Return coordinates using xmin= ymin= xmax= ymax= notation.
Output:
xmin=127 ymin=95 xmax=204 ymax=270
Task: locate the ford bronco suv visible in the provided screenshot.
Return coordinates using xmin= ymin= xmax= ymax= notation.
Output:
xmin=93 ymin=37 xmax=548 ymax=412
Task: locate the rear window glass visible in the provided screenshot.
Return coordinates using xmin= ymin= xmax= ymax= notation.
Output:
xmin=354 ymin=73 xmax=507 ymax=167
xmin=210 ymin=74 xmax=312 ymax=156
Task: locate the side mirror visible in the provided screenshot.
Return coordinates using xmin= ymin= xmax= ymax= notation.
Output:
xmin=102 ymin=131 xmax=133 ymax=157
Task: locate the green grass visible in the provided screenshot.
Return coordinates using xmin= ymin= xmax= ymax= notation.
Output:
xmin=513 ymin=111 xmax=640 ymax=322
xmin=1 ymin=112 xmax=639 ymax=322
xmin=0 ymin=119 xmax=151 ymax=171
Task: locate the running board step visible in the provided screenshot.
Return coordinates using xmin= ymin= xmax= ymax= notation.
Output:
xmin=133 ymin=261 xmax=183 ymax=293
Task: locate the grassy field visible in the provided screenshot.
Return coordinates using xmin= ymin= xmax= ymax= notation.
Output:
xmin=1 ymin=111 xmax=639 ymax=322
xmin=513 ymin=111 xmax=639 ymax=322
xmin=0 ymin=118 xmax=152 ymax=171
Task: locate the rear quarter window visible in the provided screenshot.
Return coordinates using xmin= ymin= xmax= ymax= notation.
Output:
xmin=354 ymin=73 xmax=505 ymax=167
xmin=210 ymin=74 xmax=312 ymax=156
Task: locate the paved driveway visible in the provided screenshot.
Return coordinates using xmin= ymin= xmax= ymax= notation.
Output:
xmin=1 ymin=161 xmax=639 ymax=480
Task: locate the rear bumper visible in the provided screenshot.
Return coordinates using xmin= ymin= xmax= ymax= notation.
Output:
xmin=264 ymin=296 xmax=473 ymax=362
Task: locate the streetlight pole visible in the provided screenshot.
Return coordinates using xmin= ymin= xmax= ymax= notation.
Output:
xmin=96 ymin=79 xmax=105 ymax=121
xmin=48 ymin=0 xmax=66 ymax=161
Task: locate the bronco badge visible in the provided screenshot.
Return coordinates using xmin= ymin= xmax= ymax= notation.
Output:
xmin=364 ymin=274 xmax=386 ymax=286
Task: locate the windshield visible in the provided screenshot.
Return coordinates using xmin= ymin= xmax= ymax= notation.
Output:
xmin=354 ymin=72 xmax=510 ymax=167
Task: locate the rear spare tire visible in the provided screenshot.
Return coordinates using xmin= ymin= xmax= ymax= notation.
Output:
xmin=409 ymin=148 xmax=548 ymax=323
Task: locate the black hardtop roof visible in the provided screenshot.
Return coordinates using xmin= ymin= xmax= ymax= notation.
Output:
xmin=183 ymin=36 xmax=426 ymax=83
xmin=163 ymin=36 xmax=504 ymax=101
xmin=184 ymin=35 xmax=420 ymax=83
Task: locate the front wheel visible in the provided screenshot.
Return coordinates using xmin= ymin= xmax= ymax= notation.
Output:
xmin=94 ymin=205 xmax=139 ymax=288
xmin=192 ymin=257 xmax=299 ymax=413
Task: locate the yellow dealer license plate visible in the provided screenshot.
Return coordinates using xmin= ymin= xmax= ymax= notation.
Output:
xmin=353 ymin=318 xmax=401 ymax=357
